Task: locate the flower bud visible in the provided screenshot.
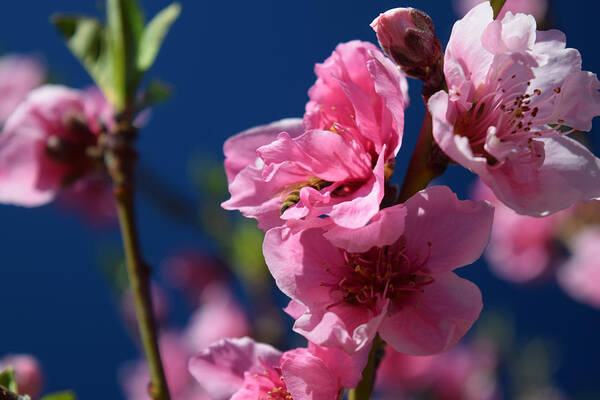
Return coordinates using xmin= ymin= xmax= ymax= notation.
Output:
xmin=371 ymin=8 xmax=442 ymax=79
xmin=0 ymin=355 xmax=44 ymax=399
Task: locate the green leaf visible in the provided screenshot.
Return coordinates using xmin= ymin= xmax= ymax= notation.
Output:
xmin=51 ymin=15 xmax=114 ymax=102
xmin=0 ymin=367 xmax=18 ymax=393
xmin=54 ymin=1 xmax=180 ymax=113
xmin=137 ymin=80 xmax=173 ymax=110
xmin=137 ymin=3 xmax=181 ymax=72
xmin=41 ymin=391 xmax=76 ymax=400
xmin=122 ymin=0 xmax=145 ymax=44
xmin=490 ymin=0 xmax=507 ymax=19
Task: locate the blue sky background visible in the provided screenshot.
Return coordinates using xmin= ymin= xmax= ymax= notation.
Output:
xmin=0 ymin=0 xmax=599 ymax=398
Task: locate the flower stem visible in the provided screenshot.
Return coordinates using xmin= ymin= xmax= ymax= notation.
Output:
xmin=397 ymin=109 xmax=449 ymax=203
xmin=109 ymin=115 xmax=170 ymax=400
xmin=348 ymin=336 xmax=386 ymax=400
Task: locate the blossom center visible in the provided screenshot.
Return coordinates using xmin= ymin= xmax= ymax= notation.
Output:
xmin=44 ymin=109 xmax=105 ymax=185
xmin=248 ymin=358 xmax=293 ymax=400
xmin=453 ymin=74 xmax=569 ymax=165
xmin=322 ymin=241 xmax=434 ymax=312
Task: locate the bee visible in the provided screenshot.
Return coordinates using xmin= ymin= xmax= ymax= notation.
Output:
xmin=280 ymin=178 xmax=332 ymax=215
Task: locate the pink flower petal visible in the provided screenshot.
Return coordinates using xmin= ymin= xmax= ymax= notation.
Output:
xmin=294 ymin=301 xmax=388 ymax=354
xmin=221 ymin=163 xmax=293 ymax=231
xmin=403 ymin=186 xmax=494 ymax=273
xmin=445 ymin=3 xmax=494 ymax=91
xmin=281 ymin=349 xmax=339 ymax=400
xmin=323 ymin=204 xmax=407 ymax=253
xmin=307 ymin=343 xmax=370 ymax=388
xmin=189 ymin=337 xmax=282 ymax=400
xmin=223 ymin=118 xmax=304 ymax=181
xmin=481 ymin=11 xmax=536 ymax=54
xmin=259 ymin=130 xmax=371 ymax=183
xmin=322 ymin=149 xmax=386 ymax=229
xmin=487 ymin=136 xmax=600 ymax=216
xmin=378 ymin=272 xmax=483 ymax=355
xmin=0 ymin=54 xmax=45 ymax=124
xmin=263 ymin=226 xmax=340 ymax=303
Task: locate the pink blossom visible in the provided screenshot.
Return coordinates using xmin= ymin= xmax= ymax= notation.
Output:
xmin=0 ymin=54 xmax=45 ymax=125
xmin=425 ymin=343 xmax=499 ymax=400
xmin=376 ymin=342 xmax=499 ymax=400
xmin=121 ymin=283 xmax=171 ymax=328
xmin=0 ymin=85 xmax=115 ymax=213
xmin=375 ymin=348 xmax=437 ymax=392
xmin=182 ymin=284 xmax=250 ymax=351
xmin=264 ymin=186 xmax=492 ymax=355
xmin=455 ymin=0 xmax=548 ymax=22
xmin=162 ymin=251 xmax=228 ymax=305
xmin=429 ymin=3 xmax=600 ymax=217
xmin=0 ymin=354 xmax=44 ymax=399
xmin=121 ymin=284 xmax=249 ymax=400
xmin=223 ymin=41 xmax=408 ymax=231
xmin=189 ymin=337 xmax=367 ymax=400
xmin=472 ymin=179 xmax=566 ymax=283
xmin=56 ymin=175 xmax=117 ymax=224
xmin=557 ymin=228 xmax=600 ymax=309
xmin=120 ymin=333 xmax=210 ymax=400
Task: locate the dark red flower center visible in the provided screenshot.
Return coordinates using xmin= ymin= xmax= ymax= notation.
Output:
xmin=44 ymin=109 xmax=105 ymax=186
xmin=321 ymin=240 xmax=434 ymax=313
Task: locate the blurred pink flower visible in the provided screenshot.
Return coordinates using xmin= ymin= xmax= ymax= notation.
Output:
xmin=120 ymin=333 xmax=209 ymax=400
xmin=376 ymin=341 xmax=500 ymax=400
xmin=223 ymin=40 xmax=408 ymax=231
xmin=182 ymin=284 xmax=250 ymax=351
xmin=0 ymin=85 xmax=115 ymax=216
xmin=429 ymin=3 xmax=600 ymax=217
xmin=56 ymin=175 xmax=117 ymax=224
xmin=472 ymin=179 xmax=567 ymax=283
xmin=455 ymin=0 xmax=548 ymax=22
xmin=121 ymin=284 xmax=248 ymax=400
xmin=189 ymin=337 xmax=367 ymax=400
xmin=162 ymin=251 xmax=228 ymax=305
xmin=557 ymin=228 xmax=600 ymax=309
xmin=121 ymin=283 xmax=171 ymax=329
xmin=264 ymin=186 xmax=492 ymax=355
xmin=430 ymin=343 xmax=500 ymax=400
xmin=0 ymin=354 xmax=44 ymax=399
xmin=375 ymin=348 xmax=437 ymax=392
xmin=0 ymin=54 xmax=45 ymax=125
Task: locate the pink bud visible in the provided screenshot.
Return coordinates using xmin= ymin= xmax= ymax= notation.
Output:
xmin=0 ymin=355 xmax=44 ymax=399
xmin=371 ymin=8 xmax=442 ymax=78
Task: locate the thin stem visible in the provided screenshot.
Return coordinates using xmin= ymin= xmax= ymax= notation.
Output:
xmin=116 ymin=193 xmax=170 ymax=400
xmin=397 ymin=109 xmax=448 ymax=203
xmin=109 ymin=116 xmax=170 ymax=400
xmin=348 ymin=336 xmax=386 ymax=400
